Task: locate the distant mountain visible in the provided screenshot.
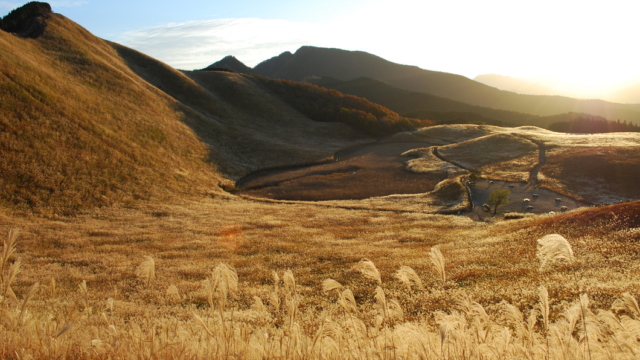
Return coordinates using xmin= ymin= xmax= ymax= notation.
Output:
xmin=254 ymin=51 xmax=294 ymax=76
xmin=309 ymin=76 xmax=531 ymax=126
xmin=254 ymin=46 xmax=640 ymax=124
xmin=202 ymin=55 xmax=255 ymax=74
xmin=474 ymin=74 xmax=557 ymax=96
xmin=308 ymin=77 xmax=612 ymax=128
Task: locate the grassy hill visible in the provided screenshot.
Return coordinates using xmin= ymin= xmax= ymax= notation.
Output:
xmin=255 ymin=46 xmax=640 ymax=124
xmin=0 ymin=12 xmax=223 ymax=215
xmin=0 ymin=10 xmax=379 ymax=215
xmin=309 ymin=76 xmax=540 ymax=126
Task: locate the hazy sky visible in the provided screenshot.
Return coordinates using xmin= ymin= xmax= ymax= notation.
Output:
xmin=2 ymin=0 xmax=639 ymax=94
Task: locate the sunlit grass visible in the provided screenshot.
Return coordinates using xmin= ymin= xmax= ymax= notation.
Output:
xmin=2 ymin=199 xmax=640 ymax=359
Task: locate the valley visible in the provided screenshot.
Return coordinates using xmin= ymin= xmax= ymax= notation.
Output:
xmin=1 ymin=3 xmax=640 ymax=359
xmin=238 ymin=140 xmax=444 ymax=201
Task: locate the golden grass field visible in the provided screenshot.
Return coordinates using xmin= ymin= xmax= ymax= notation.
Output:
xmin=2 ymin=9 xmax=640 ymax=360
xmin=2 ymin=197 xmax=640 ymax=359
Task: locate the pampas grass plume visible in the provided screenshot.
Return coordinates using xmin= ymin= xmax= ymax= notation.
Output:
xmin=166 ymin=285 xmax=180 ymax=301
xmin=354 ymin=258 xmax=381 ymax=284
xmin=395 ymin=266 xmax=424 ymax=290
xmin=612 ymin=292 xmax=640 ymax=319
xmin=537 ymin=234 xmax=574 ymax=270
xmin=1 ymin=229 xmax=19 ymax=283
xmin=539 ymin=285 xmax=550 ymax=331
xmin=338 ymin=288 xmax=357 ymax=314
xmin=430 ymin=247 xmax=446 ymax=284
xmin=136 ymin=256 xmax=156 ymax=288
xmin=322 ymin=278 xmax=343 ymax=292
xmin=283 ymin=269 xmax=296 ymax=296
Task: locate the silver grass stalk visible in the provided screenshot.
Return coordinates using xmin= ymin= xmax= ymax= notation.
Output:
xmin=251 ymin=296 xmax=266 ymax=313
xmin=395 ymin=266 xmax=424 ymax=290
xmin=2 ymin=258 xmax=21 ymax=301
xmin=338 ymin=288 xmax=358 ymax=314
xmin=439 ymin=322 xmax=448 ymax=351
xmin=354 ymin=258 xmax=381 ymax=284
xmin=50 ymin=278 xmax=56 ymax=299
xmin=78 ymin=280 xmax=89 ymax=310
xmin=430 ymin=246 xmax=446 ymax=284
xmin=537 ymin=234 xmax=574 ymax=271
xmin=322 ymin=278 xmax=343 ymax=292
xmin=203 ymin=278 xmax=214 ymax=308
xmin=166 ymin=285 xmax=180 ymax=300
xmin=580 ymin=293 xmax=593 ymax=360
xmin=612 ymin=292 xmax=640 ymax=319
xmin=192 ymin=312 xmax=214 ymax=336
xmin=1 ymin=229 xmax=19 ymax=283
xmin=136 ymin=256 xmax=156 ymax=288
xmin=19 ymin=282 xmax=39 ymax=323
xmin=283 ymin=269 xmax=296 ymax=297
xmin=269 ymin=271 xmax=280 ymax=311
xmin=539 ymin=285 xmax=550 ymax=331
xmin=209 ymin=263 xmax=238 ymax=309
xmin=388 ymin=298 xmax=404 ymax=322
xmin=374 ymin=286 xmax=388 ymax=320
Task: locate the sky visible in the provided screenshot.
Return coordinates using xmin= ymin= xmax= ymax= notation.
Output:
xmin=2 ymin=0 xmax=639 ymax=98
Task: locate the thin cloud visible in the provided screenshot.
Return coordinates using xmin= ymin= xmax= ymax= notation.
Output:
xmin=117 ymin=18 xmax=330 ymax=70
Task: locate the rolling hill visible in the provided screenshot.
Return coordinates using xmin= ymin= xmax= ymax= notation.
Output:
xmin=254 ymin=46 xmax=640 ymax=124
xmin=0 ymin=7 xmax=397 ymax=214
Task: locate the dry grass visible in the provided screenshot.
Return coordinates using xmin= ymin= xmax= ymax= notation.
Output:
xmin=239 ymin=142 xmax=447 ymax=201
xmin=438 ymin=133 xmax=539 ymax=179
xmin=0 ymin=14 xmax=370 ymax=216
xmin=408 ymin=125 xmax=640 ymax=203
xmin=403 ymin=146 xmax=467 ymax=176
xmin=1 ymin=199 xmax=640 ymax=359
xmin=541 ymin=146 xmax=640 ymax=204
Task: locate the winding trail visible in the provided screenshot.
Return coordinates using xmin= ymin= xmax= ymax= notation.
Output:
xmin=511 ymin=134 xmax=546 ymax=187
xmin=431 ymin=147 xmax=472 ymax=171
xmin=529 ymin=144 xmax=546 ymax=187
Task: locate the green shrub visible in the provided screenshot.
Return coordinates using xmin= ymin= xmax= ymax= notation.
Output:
xmin=0 ymin=2 xmax=51 ymax=33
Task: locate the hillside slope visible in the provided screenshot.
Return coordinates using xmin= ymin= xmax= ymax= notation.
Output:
xmin=0 ymin=10 xmax=369 ymax=214
xmin=255 ymin=46 xmax=640 ymax=124
xmin=309 ymin=77 xmax=534 ymax=126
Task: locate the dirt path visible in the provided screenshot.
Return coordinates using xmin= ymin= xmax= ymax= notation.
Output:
xmin=431 ymin=147 xmax=472 ymax=171
xmin=517 ymin=136 xmax=546 ymax=187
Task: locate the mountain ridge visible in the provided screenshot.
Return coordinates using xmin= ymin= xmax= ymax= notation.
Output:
xmin=252 ymin=46 xmax=640 ymax=124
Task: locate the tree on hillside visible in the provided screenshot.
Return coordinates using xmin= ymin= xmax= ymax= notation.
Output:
xmin=0 ymin=1 xmax=51 ymax=35
xmin=487 ymin=189 xmax=511 ymax=215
